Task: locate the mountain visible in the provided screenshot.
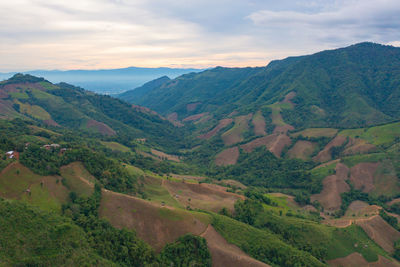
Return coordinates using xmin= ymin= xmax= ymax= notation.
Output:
xmin=116 ymin=75 xmax=171 ymax=103
xmin=0 ymin=73 xmax=185 ymax=151
xmin=0 ymin=67 xmax=202 ymax=94
xmin=122 ymin=42 xmax=400 ymax=129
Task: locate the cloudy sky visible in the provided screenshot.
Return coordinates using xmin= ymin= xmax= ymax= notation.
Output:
xmin=1 ymin=0 xmax=400 ymax=71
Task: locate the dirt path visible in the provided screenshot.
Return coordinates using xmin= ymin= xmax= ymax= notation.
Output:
xmin=201 ymin=225 xmax=270 ymax=267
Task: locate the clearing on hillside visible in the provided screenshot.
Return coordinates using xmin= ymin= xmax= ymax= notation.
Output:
xmin=60 ymin=162 xmax=94 ymax=197
xmin=201 ymin=225 xmax=270 ymax=267
xmin=86 ymin=119 xmax=116 ymax=136
xmin=240 ymin=134 xmax=291 ymax=157
xmin=162 ymin=180 xmax=244 ymax=213
xmin=215 ymin=147 xmax=240 ymax=166
xmin=342 ymin=137 xmax=377 ymax=155
xmin=252 ymin=111 xmax=267 ymax=136
xmin=100 ymin=141 xmax=131 ymax=153
xmin=151 ymin=149 xmax=180 ymax=162
xmin=99 ymin=190 xmax=209 ymax=252
xmin=310 ymin=163 xmax=350 ymax=212
xmin=356 ymin=215 xmax=400 ymax=253
xmin=198 ymin=118 xmax=233 ymax=139
xmin=287 ymin=140 xmax=317 ymax=160
xmin=182 ymin=112 xmax=208 ymax=122
xmin=221 ymin=114 xmax=252 ymax=146
xmin=314 ymin=135 xmax=347 ymax=162
xmin=349 ymin=162 xmax=379 ymax=193
xmin=345 ymin=201 xmax=381 ymax=217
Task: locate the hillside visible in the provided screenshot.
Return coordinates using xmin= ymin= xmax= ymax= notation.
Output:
xmin=122 ymin=42 xmax=400 ymax=129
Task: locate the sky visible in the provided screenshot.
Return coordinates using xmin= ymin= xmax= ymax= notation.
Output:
xmin=1 ymin=0 xmax=400 ymax=71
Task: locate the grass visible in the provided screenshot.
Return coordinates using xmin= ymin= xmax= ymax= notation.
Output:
xmin=0 ymin=163 xmax=66 ymax=213
xmin=266 ymin=102 xmax=293 ymax=127
xmin=310 ymin=161 xmax=337 ymax=187
xmin=17 ymin=101 xmax=52 ymax=121
xmin=101 ymin=141 xmax=131 ymax=153
xmin=158 ymin=208 xmax=185 ymax=221
xmin=263 ymin=193 xmax=300 ymax=216
xmin=142 ymin=177 xmax=182 ymax=208
xmin=339 ymin=122 xmax=400 ymax=147
xmin=341 ymin=153 xmax=386 ymax=168
xmin=221 ymin=115 xmax=251 ymax=145
xmin=60 ymin=162 xmax=94 ymax=197
xmin=291 ymin=128 xmax=338 ymax=138
xmin=9 ymin=91 xmax=29 ymax=99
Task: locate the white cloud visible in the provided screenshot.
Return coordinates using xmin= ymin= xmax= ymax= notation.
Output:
xmin=0 ymin=0 xmax=399 ymax=71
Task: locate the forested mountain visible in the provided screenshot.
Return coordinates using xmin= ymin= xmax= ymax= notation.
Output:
xmin=123 ymin=42 xmax=400 ymax=129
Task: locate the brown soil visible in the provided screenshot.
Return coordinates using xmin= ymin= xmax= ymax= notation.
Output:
xmin=166 ymin=112 xmax=184 ymax=127
xmin=282 ymin=91 xmax=296 ymax=104
xmin=151 ymin=149 xmax=181 ymax=162
xmin=310 ymin=163 xmax=350 ymax=212
xmin=349 ymin=162 xmax=379 ymax=193
xmin=240 ymin=135 xmax=278 ymax=153
xmin=269 ymin=134 xmax=291 ymax=157
xmin=240 ymin=134 xmax=291 ymax=157
xmin=328 ymin=253 xmax=400 ymax=267
xmin=287 ymin=140 xmax=317 ymax=160
xmin=252 ymin=111 xmax=267 ymax=136
xmin=182 ymin=112 xmax=208 ymax=122
xmin=138 ymin=151 xmax=162 ymax=161
xmin=273 ymin=124 xmax=294 ymax=134
xmin=221 ymin=114 xmax=252 ymax=146
xmin=186 ymin=102 xmax=201 ymax=112
xmin=99 ymin=190 xmax=208 ymax=252
xmin=43 ymin=119 xmax=60 ymax=127
xmin=215 ymin=147 xmax=240 ymax=166
xmin=170 ymin=174 xmax=206 ymax=182
xmin=198 ymin=118 xmax=233 ymax=139
xmin=132 ymin=104 xmax=160 ymax=117
xmin=388 ymin=198 xmax=400 ymax=206
xmin=216 ymin=179 xmax=247 ymax=189
xmin=313 ymin=135 xmax=347 ymax=162
xmin=343 ymin=137 xmax=377 ymax=155
xmin=201 ymin=225 xmax=270 ymax=267
xmin=163 ymin=180 xmax=244 ymax=213
xmin=345 ymin=201 xmax=381 ymax=217
xmin=86 ymin=119 xmax=116 ymax=136
xmin=356 ymin=215 xmax=400 ymax=253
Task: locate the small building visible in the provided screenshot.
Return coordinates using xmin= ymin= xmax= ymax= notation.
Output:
xmin=42 ymin=144 xmax=60 ymax=150
xmin=5 ymin=151 xmax=19 ymax=159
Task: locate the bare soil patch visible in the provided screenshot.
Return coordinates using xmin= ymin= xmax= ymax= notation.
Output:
xmin=151 ymin=149 xmax=181 ymax=162
xmin=388 ymin=198 xmax=400 ymax=206
xmin=186 ymin=102 xmax=201 ymax=112
xmin=273 ymin=124 xmax=294 ymax=134
xmin=216 ymin=179 xmax=247 ymax=189
xmin=314 ymin=135 xmax=347 ymax=162
xmin=240 ymin=134 xmax=291 ymax=157
xmin=350 ymin=162 xmax=379 ymax=193
xmin=163 ymin=180 xmax=244 ymax=213
xmin=282 ymin=91 xmax=296 ymax=104
xmin=43 ymin=119 xmax=60 ymax=127
xmin=343 ymin=137 xmax=377 ymax=155
xmin=215 ymin=147 xmax=240 ymax=166
xmin=86 ymin=119 xmax=116 ymax=136
xmin=269 ymin=134 xmax=291 ymax=157
xmin=221 ymin=114 xmax=252 ymax=146
xmin=310 ymin=163 xmax=350 ymax=212
xmin=345 ymin=201 xmax=381 ymax=217
xmin=356 ymin=215 xmax=400 ymax=253
xmin=166 ymin=112 xmax=184 ymax=127
xmin=201 ymin=225 xmax=270 ymax=267
xmin=99 ymin=190 xmax=208 ymax=252
xmin=252 ymin=111 xmax=267 ymax=136
xmin=198 ymin=118 xmax=233 ymax=139
xmin=287 ymin=140 xmax=317 ymax=160
xmin=182 ymin=112 xmax=208 ymax=122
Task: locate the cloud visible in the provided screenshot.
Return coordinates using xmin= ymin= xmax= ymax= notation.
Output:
xmin=0 ymin=0 xmax=399 ymax=71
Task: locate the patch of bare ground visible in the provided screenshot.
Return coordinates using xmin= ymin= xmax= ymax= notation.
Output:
xmin=282 ymin=91 xmax=296 ymax=104
xmin=328 ymin=253 xmax=400 ymax=267
xmin=166 ymin=112 xmax=184 ymax=127
xmin=291 ymin=128 xmax=338 ymax=138
xmin=349 ymin=162 xmax=379 ymax=193
xmin=343 ymin=137 xmax=377 ymax=155
xmin=215 ymin=147 xmax=240 ymax=166
xmin=99 ymin=190 xmax=208 ymax=252
xmin=240 ymin=134 xmax=291 ymax=157
xmin=132 ymin=104 xmax=160 ymax=117
xmin=356 ymin=215 xmax=400 ymax=253
xmin=86 ymin=119 xmax=116 ymax=136
xmin=273 ymin=124 xmax=294 ymax=135
xmin=201 ymin=225 xmax=270 ymax=267
xmin=182 ymin=112 xmax=208 ymax=122
xmin=137 ymin=151 xmax=162 ymax=161
xmin=150 ymin=149 xmax=181 ymax=162
xmin=162 ymin=180 xmax=244 ymax=213
xmin=198 ymin=118 xmax=233 ymax=139
xmin=345 ymin=201 xmax=381 ymax=217
xmin=313 ymin=135 xmax=347 ymax=162
xmin=186 ymin=102 xmax=201 ymax=112
xmin=221 ymin=114 xmax=252 ymax=146
xmin=287 ymin=140 xmax=317 ymax=160
xmin=310 ymin=163 xmax=350 ymax=212
xmin=170 ymin=174 xmax=206 ymax=182
xmin=252 ymin=111 xmax=267 ymax=136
